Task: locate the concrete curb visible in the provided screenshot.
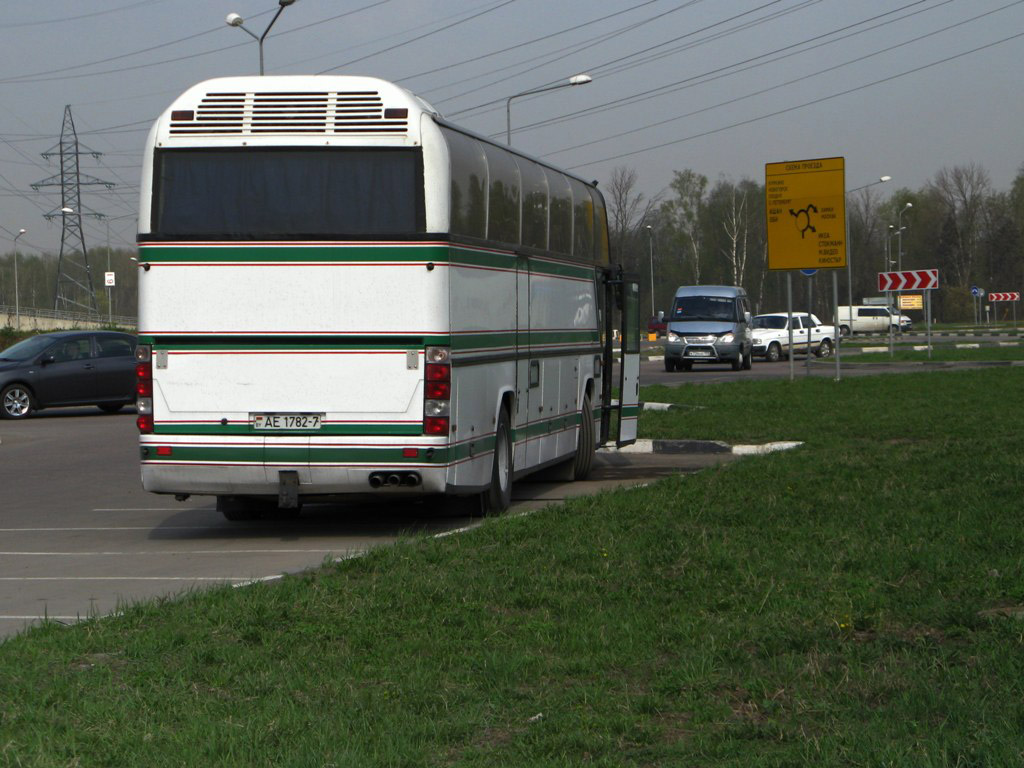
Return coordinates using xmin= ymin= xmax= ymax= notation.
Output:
xmin=601 ymin=439 xmax=803 ymax=455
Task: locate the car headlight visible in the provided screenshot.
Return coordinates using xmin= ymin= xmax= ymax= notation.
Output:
xmin=667 ymin=331 xmax=680 ymax=342
xmin=718 ymin=332 xmax=734 ymax=343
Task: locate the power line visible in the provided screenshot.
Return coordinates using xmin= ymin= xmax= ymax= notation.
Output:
xmin=3 ymin=0 xmax=169 ymax=28
xmin=564 ymin=28 xmax=1024 ymax=170
xmin=443 ymin=0 xmax=802 ymax=119
xmin=522 ymin=0 xmax=962 ymax=146
xmin=316 ymin=0 xmax=519 ymax=74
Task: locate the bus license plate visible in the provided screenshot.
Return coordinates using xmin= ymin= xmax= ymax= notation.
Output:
xmin=252 ymin=413 xmax=322 ymax=431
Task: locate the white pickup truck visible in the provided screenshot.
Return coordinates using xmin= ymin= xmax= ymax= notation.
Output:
xmin=751 ymin=312 xmax=835 ymax=362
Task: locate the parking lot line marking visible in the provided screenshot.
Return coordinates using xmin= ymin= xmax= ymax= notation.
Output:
xmin=0 ymin=526 xmax=218 ymax=532
xmin=0 ymin=616 xmax=83 ymax=622
xmin=92 ymin=508 xmax=199 ymax=512
xmin=0 ymin=576 xmax=250 ymax=582
xmin=0 ymin=549 xmax=350 ymax=556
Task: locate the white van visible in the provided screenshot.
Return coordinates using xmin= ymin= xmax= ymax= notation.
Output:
xmin=837 ymin=305 xmax=912 ymax=336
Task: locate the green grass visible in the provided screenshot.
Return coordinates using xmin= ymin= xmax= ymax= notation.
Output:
xmin=3 ymin=369 xmax=1024 ymax=766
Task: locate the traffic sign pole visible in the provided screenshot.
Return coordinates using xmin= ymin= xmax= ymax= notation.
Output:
xmin=926 ymin=289 xmax=932 ymax=360
xmin=833 ymin=271 xmax=840 ymax=381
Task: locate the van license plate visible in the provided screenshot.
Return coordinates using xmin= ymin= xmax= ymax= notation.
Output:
xmin=252 ymin=413 xmax=322 ymax=431
xmin=686 ymin=349 xmax=712 ymax=357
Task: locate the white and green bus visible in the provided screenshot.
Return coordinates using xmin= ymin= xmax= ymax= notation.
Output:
xmin=134 ymin=75 xmax=639 ymax=519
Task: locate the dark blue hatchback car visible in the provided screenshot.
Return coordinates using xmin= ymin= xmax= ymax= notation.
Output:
xmin=0 ymin=331 xmax=137 ymax=419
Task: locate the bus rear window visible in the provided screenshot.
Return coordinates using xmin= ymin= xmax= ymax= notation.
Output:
xmin=152 ymin=148 xmax=423 ymax=238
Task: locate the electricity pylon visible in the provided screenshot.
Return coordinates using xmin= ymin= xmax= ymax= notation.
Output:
xmin=32 ymin=105 xmax=114 ymax=313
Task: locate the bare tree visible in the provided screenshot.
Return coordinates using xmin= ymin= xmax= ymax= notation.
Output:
xmin=718 ymin=182 xmax=751 ymax=286
xmin=929 ymin=163 xmax=991 ymax=286
xmin=660 ymin=169 xmax=708 ymax=284
xmin=606 ymin=166 xmax=657 ymax=260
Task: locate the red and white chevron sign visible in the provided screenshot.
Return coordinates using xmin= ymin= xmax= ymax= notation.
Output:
xmin=988 ymin=292 xmax=1020 ymax=302
xmin=878 ymin=269 xmax=939 ymax=292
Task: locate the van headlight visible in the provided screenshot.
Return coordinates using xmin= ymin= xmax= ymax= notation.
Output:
xmin=667 ymin=331 xmax=680 ymax=342
xmin=719 ymin=332 xmax=735 ymax=343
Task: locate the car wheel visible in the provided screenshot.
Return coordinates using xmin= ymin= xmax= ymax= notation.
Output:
xmin=1 ymin=384 xmax=34 ymax=419
xmin=681 ymin=360 xmax=693 ymax=372
xmin=664 ymin=358 xmax=676 ymax=372
xmin=98 ymin=402 xmax=131 ymax=414
xmin=482 ymin=407 xmax=512 ymax=514
xmin=765 ymin=342 xmax=781 ymax=363
xmin=742 ymin=348 xmax=753 ymax=369
xmin=731 ymin=351 xmax=744 ymax=371
xmin=816 ymin=339 xmax=833 ymax=358
xmin=839 ymin=325 xmax=851 ymax=337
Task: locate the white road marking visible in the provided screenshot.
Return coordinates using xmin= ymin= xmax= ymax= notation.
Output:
xmin=0 ymin=616 xmax=83 ymax=622
xmin=0 ymin=549 xmax=349 ymax=556
xmin=0 ymin=526 xmax=217 ymax=532
xmin=0 ymin=576 xmax=248 ymax=582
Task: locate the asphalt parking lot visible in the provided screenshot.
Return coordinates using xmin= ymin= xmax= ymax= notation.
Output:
xmin=0 ymin=410 xmax=736 ymax=639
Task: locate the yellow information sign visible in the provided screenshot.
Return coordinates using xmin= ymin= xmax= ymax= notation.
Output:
xmin=899 ymin=294 xmax=923 ymax=310
xmin=765 ymin=157 xmax=846 ymax=270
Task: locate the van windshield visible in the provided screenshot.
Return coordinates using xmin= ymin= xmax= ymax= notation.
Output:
xmin=671 ymin=295 xmax=737 ymax=322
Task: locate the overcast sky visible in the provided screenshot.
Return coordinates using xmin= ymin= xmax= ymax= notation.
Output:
xmin=2 ymin=0 xmax=1022 ymax=256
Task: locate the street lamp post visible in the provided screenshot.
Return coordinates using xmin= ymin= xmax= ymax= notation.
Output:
xmin=896 ymin=203 xmax=912 ymax=333
xmin=226 ymin=0 xmax=297 ymax=76
xmin=13 ymin=228 xmax=26 ymax=330
xmin=897 ymin=202 xmax=912 ymax=273
xmin=505 ymin=74 xmax=591 ymax=145
xmin=646 ymin=225 xmax=654 ymax=316
xmin=844 ymin=175 xmax=890 ymax=312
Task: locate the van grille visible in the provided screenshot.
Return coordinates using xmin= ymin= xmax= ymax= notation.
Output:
xmin=168 ymin=91 xmax=409 ymax=136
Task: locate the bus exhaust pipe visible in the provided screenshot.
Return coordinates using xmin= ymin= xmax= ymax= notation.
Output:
xmin=368 ymin=471 xmax=421 ymax=489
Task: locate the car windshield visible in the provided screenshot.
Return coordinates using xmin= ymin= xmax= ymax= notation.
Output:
xmin=753 ymin=316 xmax=787 ymax=330
xmin=0 ymin=335 xmax=57 ymax=362
xmin=671 ymin=296 xmax=737 ymax=322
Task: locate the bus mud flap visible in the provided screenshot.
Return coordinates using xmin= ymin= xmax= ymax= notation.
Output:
xmin=278 ymin=470 xmax=300 ymax=509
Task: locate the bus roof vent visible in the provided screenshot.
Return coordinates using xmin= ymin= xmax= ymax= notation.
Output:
xmin=168 ymin=90 xmax=410 ymax=136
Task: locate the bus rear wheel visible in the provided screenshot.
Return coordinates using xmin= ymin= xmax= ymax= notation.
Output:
xmin=482 ymin=408 xmax=512 ymax=514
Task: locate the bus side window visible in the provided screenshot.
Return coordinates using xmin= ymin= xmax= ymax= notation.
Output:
xmin=484 ymin=144 xmax=521 ymax=245
xmin=590 ymin=187 xmax=610 ymax=266
xmin=520 ymin=160 xmax=549 ymax=250
xmin=569 ymin=177 xmax=594 ymax=261
xmin=444 ymin=128 xmax=488 ymax=239
xmin=546 ymin=169 xmax=572 ymax=256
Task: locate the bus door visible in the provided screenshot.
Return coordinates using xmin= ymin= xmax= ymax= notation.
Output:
xmin=601 ymin=270 xmax=640 ymax=448
xmin=515 ymin=252 xmax=536 ymax=469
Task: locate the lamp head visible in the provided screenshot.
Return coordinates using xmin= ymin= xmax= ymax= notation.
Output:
xmin=18 ymin=228 xmax=26 ymax=235
xmin=569 ymin=74 xmax=592 ymax=86
xmin=903 ymin=202 xmax=913 ymax=211
xmin=879 ymin=175 xmax=892 ymax=183
xmin=279 ymin=0 xmax=297 ymax=5
xmin=226 ymin=12 xmax=244 ymax=27
xmin=61 ymin=207 xmax=74 ymax=214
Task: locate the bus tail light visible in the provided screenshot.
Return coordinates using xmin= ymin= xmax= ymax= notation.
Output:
xmin=423 ymin=347 xmax=450 ymax=436
xmin=135 ymin=344 xmax=153 ymax=434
